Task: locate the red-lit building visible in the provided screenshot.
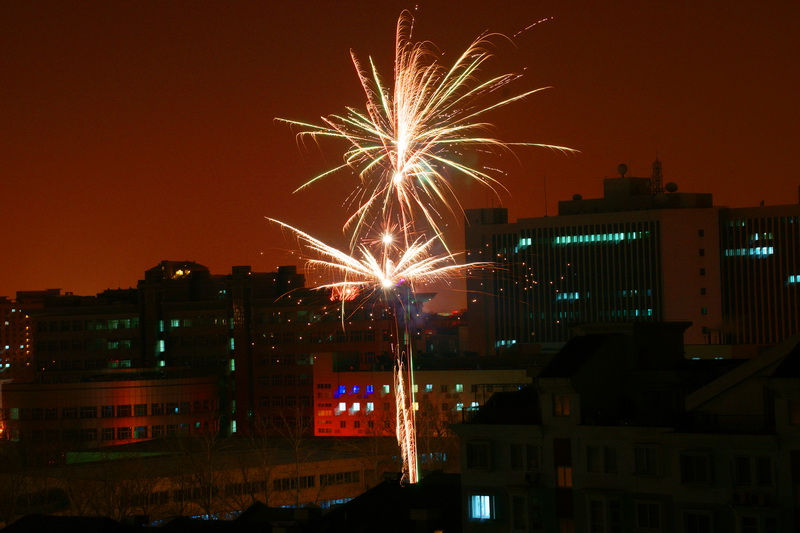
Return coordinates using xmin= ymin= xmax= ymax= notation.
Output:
xmin=1 ymin=260 xmax=444 ymax=446
xmin=311 ymin=351 xmax=531 ymax=438
xmin=0 ymin=373 xmax=219 ymax=464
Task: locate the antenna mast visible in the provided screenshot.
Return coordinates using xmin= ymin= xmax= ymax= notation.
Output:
xmin=651 ymin=158 xmax=664 ymax=195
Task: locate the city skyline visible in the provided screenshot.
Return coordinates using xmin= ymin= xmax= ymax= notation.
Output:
xmin=3 ymin=2 xmax=798 ymax=305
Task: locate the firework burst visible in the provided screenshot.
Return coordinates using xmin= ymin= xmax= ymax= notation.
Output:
xmin=274 ymin=10 xmax=570 ymax=484
xmin=278 ymin=10 xmax=574 ymax=245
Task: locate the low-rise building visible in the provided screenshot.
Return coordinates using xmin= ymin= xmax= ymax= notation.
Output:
xmin=455 ymin=322 xmax=800 ymax=532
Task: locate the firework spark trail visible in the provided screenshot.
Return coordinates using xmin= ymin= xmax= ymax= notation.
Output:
xmin=278 ymin=10 xmax=575 ymax=247
xmin=267 ymin=218 xmax=481 ymax=294
xmin=275 ymin=10 xmax=571 ymax=484
xmin=394 ymin=357 xmax=417 ymax=484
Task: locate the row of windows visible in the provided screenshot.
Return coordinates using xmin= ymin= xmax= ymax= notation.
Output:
xmin=471 ymin=495 xmax=780 ymax=531
xmin=126 ymin=471 xmax=359 ymax=507
xmin=257 ymin=330 xmax=386 ymax=345
xmin=258 ymin=374 xmax=311 ymax=387
xmin=5 ymin=400 xmax=216 ymax=421
xmin=6 ymin=422 xmax=216 ymax=443
xmin=317 ymin=383 xmax=468 ymax=395
xmin=41 ymin=358 xmax=132 ymax=371
xmin=256 ymin=308 xmax=388 ymax=324
xmin=258 ymin=396 xmax=312 ymax=408
xmin=36 ymin=318 xmax=140 ymax=332
xmin=161 ymin=317 xmax=229 ymax=330
xmin=319 ymin=470 xmax=361 ymax=486
xmin=273 ymin=475 xmax=315 ymax=491
xmin=35 ymin=339 xmax=136 ymax=352
xmin=467 ymin=439 xmax=775 ymax=487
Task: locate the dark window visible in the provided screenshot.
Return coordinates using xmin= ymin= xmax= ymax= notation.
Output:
xmin=684 ymin=512 xmax=712 ymax=533
xmin=636 ymin=503 xmax=661 ymax=530
xmin=466 ymin=441 xmax=491 ymax=469
xmin=634 ymin=446 xmax=658 ymax=475
xmin=681 ymin=453 xmax=712 ymax=484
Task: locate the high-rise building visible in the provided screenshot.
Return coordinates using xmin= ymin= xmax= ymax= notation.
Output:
xmin=719 ymin=205 xmax=800 ymax=344
xmin=466 ymin=162 xmax=800 ymax=354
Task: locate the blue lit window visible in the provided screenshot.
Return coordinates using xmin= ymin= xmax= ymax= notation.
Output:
xmin=469 ymin=494 xmax=494 ymax=520
xmin=366 ymin=385 xmax=374 ymax=394
xmin=338 ymin=385 xmax=347 ymax=396
xmin=353 ymin=385 xmax=360 ymax=394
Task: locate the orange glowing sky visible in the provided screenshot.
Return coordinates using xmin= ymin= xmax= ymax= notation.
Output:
xmin=2 ymin=2 xmax=798 ymax=310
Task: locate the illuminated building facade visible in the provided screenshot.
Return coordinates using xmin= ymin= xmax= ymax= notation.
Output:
xmin=719 ymin=206 xmax=800 ymax=344
xmin=0 ymin=374 xmax=219 ymax=463
xmin=466 ymin=164 xmax=800 ymax=354
xmin=2 ymin=261 xmax=412 ymax=443
xmin=0 ymin=290 xmax=61 ymax=381
xmin=0 ymin=298 xmax=30 ymax=380
xmin=311 ymin=351 xmax=531 ymax=439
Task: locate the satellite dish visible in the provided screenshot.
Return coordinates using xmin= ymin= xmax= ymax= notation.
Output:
xmin=665 ymin=182 xmax=678 ymax=193
xmin=617 ymin=164 xmax=628 ymax=178
xmin=572 ymin=194 xmax=583 ymax=201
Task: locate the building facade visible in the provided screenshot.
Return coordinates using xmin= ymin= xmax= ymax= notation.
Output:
xmin=719 ymin=206 xmax=800 ymax=345
xmin=455 ymin=323 xmax=800 ymax=533
xmin=466 ymin=164 xmax=800 ymax=354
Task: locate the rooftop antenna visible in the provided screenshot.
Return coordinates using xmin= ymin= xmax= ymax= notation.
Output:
xmin=617 ymin=163 xmax=628 ymax=178
xmin=651 ymin=157 xmax=664 ymax=195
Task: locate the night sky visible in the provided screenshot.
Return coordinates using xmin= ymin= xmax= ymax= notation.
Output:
xmin=2 ymin=1 xmax=798 ymax=310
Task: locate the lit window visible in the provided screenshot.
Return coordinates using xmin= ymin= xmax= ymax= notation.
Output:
xmin=338 ymin=402 xmax=346 ymax=413
xmin=553 ymin=395 xmax=570 ymax=416
xmin=353 ymin=385 xmax=360 ymax=394
xmin=338 ymin=385 xmax=347 ymax=396
xmin=469 ymin=494 xmax=494 ymax=520
xmin=557 ymin=466 xmax=573 ymax=487
xmin=425 ymin=384 xmax=433 ymax=392
xmin=366 ymin=385 xmax=374 ymax=394
xmin=352 ymin=402 xmax=360 ymax=412
xmin=455 ymin=384 xmax=463 ymax=393
xmin=382 ymin=385 xmax=390 ymax=394
xmin=366 ymin=402 xmax=374 ymax=413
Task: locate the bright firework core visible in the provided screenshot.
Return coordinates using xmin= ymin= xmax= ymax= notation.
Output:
xmin=275 ymin=10 xmax=570 ymax=484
